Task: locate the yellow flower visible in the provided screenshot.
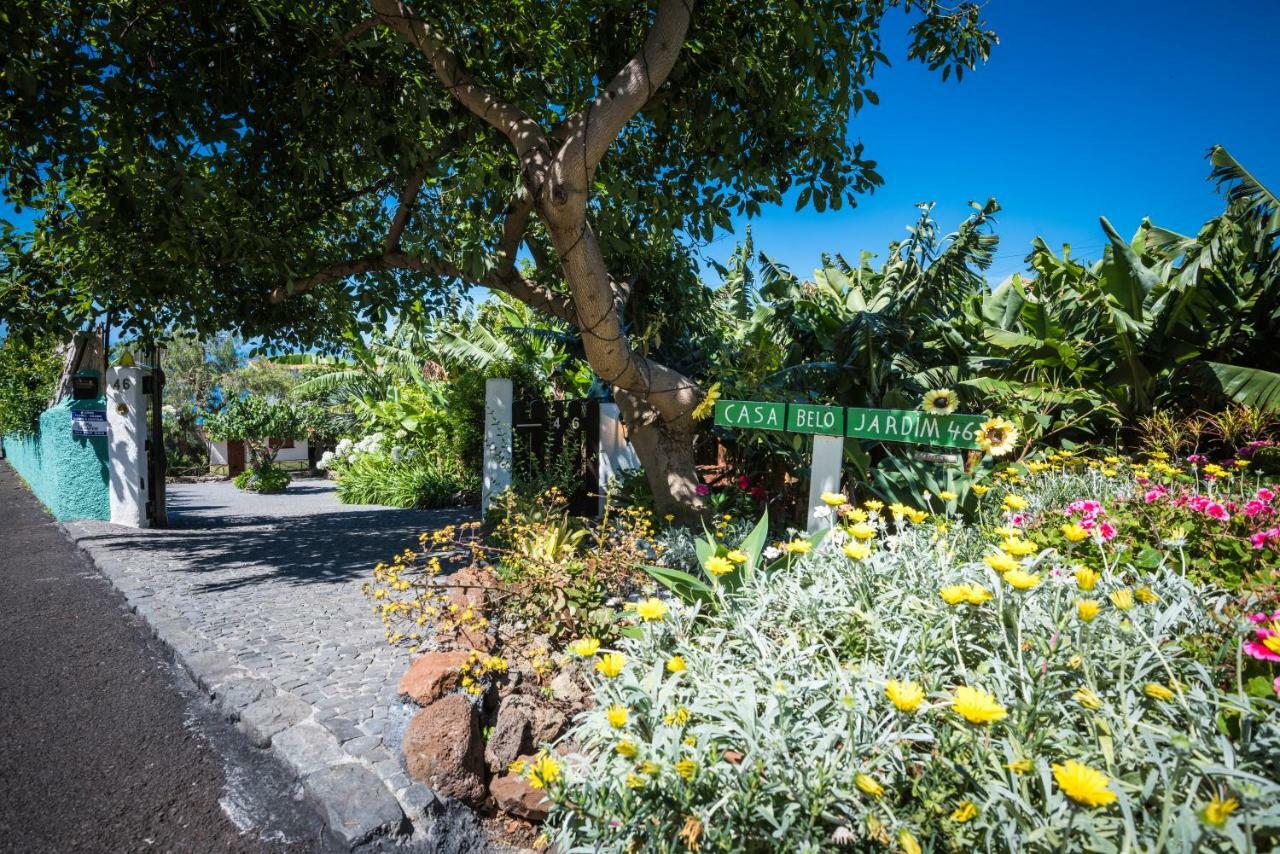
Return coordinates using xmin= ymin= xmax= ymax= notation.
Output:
xmin=999 ymin=537 xmax=1038 ymax=557
xmin=690 ymin=383 xmax=720 ymax=421
xmin=821 ymin=491 xmax=848 ymax=507
xmin=951 ymin=685 xmax=1007 ymax=725
xmin=595 ymin=652 xmax=626 ymax=678
xmin=898 ymin=829 xmax=922 ymax=854
xmin=674 ymin=758 xmax=697 ymax=780
xmin=864 ymin=499 xmax=884 ymax=512
xmin=922 ymin=388 xmax=959 ymax=416
xmin=624 ymin=772 xmax=645 ymax=789
xmin=844 ymin=507 xmax=868 ymax=523
xmin=1002 ymin=494 xmax=1029 ymax=511
xmin=1144 ymin=682 xmax=1175 ymax=701
xmin=940 ymin=585 xmax=968 ymax=605
xmin=786 ymin=540 xmax=812 ymax=555
xmin=1052 ymin=760 xmax=1117 ymax=808
xmin=663 ymin=706 xmax=691 ymax=726
xmin=569 ymin=637 xmax=601 ymax=657
xmin=888 ymin=502 xmax=910 ymax=519
xmin=1109 ymin=589 xmax=1134 ymax=610
xmin=962 ymin=584 xmax=993 ymax=604
xmin=616 ymin=740 xmax=638 ymax=758
xmin=1135 ymin=586 xmax=1159 ymax=604
xmin=1003 ymin=571 xmax=1034 ymax=591
xmin=1061 ymin=523 xmax=1089 ymax=543
xmin=635 ymin=597 xmax=668 ymax=622
xmin=526 ymin=754 xmax=562 ymax=789
xmin=904 ymin=508 xmax=928 ymax=524
xmin=993 ymin=525 xmax=1019 ymax=538
xmin=971 ymin=484 xmax=991 ymax=496
xmin=885 ymin=679 xmax=925 ymax=712
xmin=978 ymin=417 xmax=1019 ymax=457
xmin=843 ymin=542 xmax=872 ymax=561
xmin=936 ymin=490 xmax=958 ymax=502
xmin=726 ymin=549 xmax=748 ymax=564
xmin=1074 ymin=566 xmax=1100 ymax=591
xmin=666 ymin=655 xmax=687 ymax=673
xmin=1201 ymin=794 xmax=1239 ymax=828
xmin=1073 ymin=687 xmax=1103 ymax=710
xmin=1006 ymin=757 xmax=1033 ymax=774
xmin=848 ymin=521 xmax=877 ymax=540
xmin=854 ymin=773 xmax=884 ymax=798
xmin=640 ymin=760 xmax=660 ymax=775
xmin=984 ymin=551 xmax=1020 ymax=574
xmin=605 ymin=705 xmax=629 ymax=728
xmin=1077 ymin=599 xmax=1100 ymax=622
xmin=705 ymin=555 xmax=735 ymax=576
xmin=1068 ymin=654 xmax=1083 ymax=669
xmin=950 ymin=801 xmax=978 ymax=822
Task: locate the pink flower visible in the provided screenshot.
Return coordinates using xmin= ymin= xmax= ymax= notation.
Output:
xmin=1097 ymin=521 xmax=1117 ymax=541
xmin=1204 ymin=503 xmax=1230 ymax=521
xmin=1274 ymin=676 xmax=1280 ymax=699
xmin=1009 ymin=513 xmax=1028 ymax=527
xmin=1251 ymin=528 xmax=1280 ymax=550
xmin=1244 ymin=500 xmax=1267 ymax=517
xmin=1187 ymin=454 xmax=1206 ymax=463
xmin=1244 ymin=638 xmax=1280 ymax=663
xmin=695 ymin=483 xmax=710 ymax=497
xmin=1258 ymin=487 xmax=1276 ymax=503
xmin=1189 ymin=495 xmax=1211 ymax=513
xmin=1143 ymin=487 xmax=1166 ymax=504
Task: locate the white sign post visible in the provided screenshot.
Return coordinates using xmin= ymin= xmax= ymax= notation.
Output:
xmin=805 ymin=433 xmax=844 ymax=533
xmin=597 ymin=402 xmax=640 ymax=514
xmin=106 ymin=366 xmax=149 ymax=528
xmin=482 ymin=378 xmax=513 ymax=513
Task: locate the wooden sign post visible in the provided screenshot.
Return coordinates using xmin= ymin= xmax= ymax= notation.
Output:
xmin=714 ymin=399 xmax=987 ymax=532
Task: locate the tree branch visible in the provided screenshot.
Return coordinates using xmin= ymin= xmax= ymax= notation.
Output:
xmin=325 ymin=17 xmax=376 ymax=59
xmin=371 ymin=0 xmax=552 ymax=187
xmin=555 ymin=0 xmax=695 ymax=181
xmin=383 ymin=161 xmax=430 ymax=253
xmin=269 ymin=251 xmax=455 ymax=304
xmin=494 ymin=188 xmax=533 ymax=278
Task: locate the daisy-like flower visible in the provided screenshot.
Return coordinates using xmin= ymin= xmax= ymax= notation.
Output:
xmin=705 ymin=555 xmax=735 ymax=576
xmin=666 ymin=655 xmax=687 ymax=673
xmin=854 ymin=772 xmax=884 ymax=797
xmin=595 ymin=652 xmax=626 ymax=678
xmin=821 ymin=491 xmax=848 ymax=507
xmin=864 ymin=499 xmax=884 ymax=512
xmin=1073 ymin=687 xmax=1103 ymax=710
xmin=1006 ymin=757 xmax=1033 ymax=774
xmin=885 ymin=679 xmax=925 ymax=712
xmin=1077 ymin=599 xmax=1100 ymax=621
xmin=615 ymin=740 xmax=638 ymax=758
xmin=971 ymin=484 xmax=991 ymax=495
xmin=1074 ymin=565 xmax=1100 ymax=591
xmin=936 ymin=490 xmax=958 ymax=502
xmin=525 ymin=753 xmax=562 ymax=790
xmin=786 ymin=540 xmax=812 ymax=555
xmin=634 ymin=597 xmax=668 ymax=621
xmin=848 ymin=521 xmax=877 ymax=540
xmin=1135 ymin=586 xmax=1159 ymax=604
xmin=1052 ymin=760 xmax=1117 ymax=808
xmin=984 ymin=551 xmax=1020 ymax=574
xmin=898 ymin=829 xmax=922 ymax=854
xmin=674 ymin=758 xmax=698 ymax=780
xmin=951 ymin=685 xmax=1007 ymax=724
xmin=1201 ymin=794 xmax=1240 ymax=828
xmin=977 ymin=417 xmax=1019 ymax=457
xmin=999 ymin=537 xmax=1038 ymax=557
xmin=1061 ymin=523 xmax=1089 ymax=543
xmin=569 ymin=637 xmax=601 ymax=657
xmin=689 ymin=383 xmax=720 ymax=421
xmin=843 ymin=542 xmax=872 ymax=561
xmin=1002 ymin=494 xmax=1029 ymax=511
xmin=950 ymin=801 xmax=978 ymax=822
xmin=605 ymin=705 xmax=629 ymax=728
xmin=1004 ymin=568 xmax=1040 ymax=590
xmin=726 ymin=549 xmax=748 ymax=564
xmin=1109 ymin=589 xmax=1135 ymax=610
xmin=1144 ymin=682 xmax=1175 ymax=701
xmin=922 ymin=388 xmax=959 ymax=415
xmin=903 ymin=508 xmax=928 ymax=524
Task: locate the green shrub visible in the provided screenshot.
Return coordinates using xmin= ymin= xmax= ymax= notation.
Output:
xmin=334 ymin=452 xmax=477 ymax=509
xmin=233 ymin=461 xmax=291 ymax=493
xmin=0 ymin=332 xmax=64 ymax=436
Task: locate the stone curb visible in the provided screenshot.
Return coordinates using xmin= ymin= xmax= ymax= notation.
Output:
xmin=59 ymin=521 xmax=426 ymax=850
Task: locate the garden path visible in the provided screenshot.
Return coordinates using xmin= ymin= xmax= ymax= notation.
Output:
xmin=62 ymin=479 xmax=483 ymax=848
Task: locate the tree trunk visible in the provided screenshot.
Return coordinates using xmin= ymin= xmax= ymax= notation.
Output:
xmin=614 ymin=388 xmax=704 ymax=521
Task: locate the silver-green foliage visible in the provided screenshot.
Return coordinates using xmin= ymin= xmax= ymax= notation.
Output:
xmin=549 ymin=516 xmax=1280 ymax=852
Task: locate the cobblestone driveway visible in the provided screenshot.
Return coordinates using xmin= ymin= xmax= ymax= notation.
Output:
xmin=63 ymin=479 xmax=478 ymax=846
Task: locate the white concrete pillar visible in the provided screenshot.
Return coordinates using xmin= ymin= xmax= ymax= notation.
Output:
xmin=805 ymin=433 xmax=844 ymax=533
xmin=106 ymin=366 xmax=149 ymax=527
xmin=482 ymin=378 xmax=513 ymax=513
xmin=598 ymin=402 xmax=640 ymax=515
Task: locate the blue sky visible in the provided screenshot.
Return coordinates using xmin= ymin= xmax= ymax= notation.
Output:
xmin=700 ymin=0 xmax=1280 ymax=284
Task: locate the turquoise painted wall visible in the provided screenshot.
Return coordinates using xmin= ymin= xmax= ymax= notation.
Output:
xmin=3 ymin=400 xmax=110 ymax=521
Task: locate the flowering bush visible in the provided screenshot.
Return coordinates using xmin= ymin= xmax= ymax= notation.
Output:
xmin=542 ymin=477 xmax=1280 ymax=852
xmin=321 ymin=432 xmax=477 ymax=508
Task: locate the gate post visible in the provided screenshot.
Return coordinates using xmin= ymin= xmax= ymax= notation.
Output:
xmin=106 ymin=366 xmax=149 ymax=528
xmin=805 ymin=434 xmax=844 ymax=533
xmin=482 ymin=378 xmax=513 ymax=513
xmin=597 ymin=402 xmax=640 ymax=515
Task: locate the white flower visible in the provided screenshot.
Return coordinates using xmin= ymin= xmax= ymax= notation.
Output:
xmin=813 ymin=506 xmax=831 ymax=520
xmin=763 ymin=546 xmax=782 ymax=560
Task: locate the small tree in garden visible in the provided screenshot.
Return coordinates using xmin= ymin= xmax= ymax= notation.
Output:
xmin=203 ymin=395 xmax=304 ymax=487
xmin=1 ymin=1 xmax=997 ymax=516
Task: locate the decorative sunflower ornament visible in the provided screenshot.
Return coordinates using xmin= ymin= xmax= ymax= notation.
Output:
xmin=976 ymin=416 xmax=1018 ymax=456
xmin=921 ymin=388 xmax=958 ymax=416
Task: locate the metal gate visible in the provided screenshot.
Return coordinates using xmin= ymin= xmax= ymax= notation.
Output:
xmin=512 ymin=398 xmax=601 ymax=515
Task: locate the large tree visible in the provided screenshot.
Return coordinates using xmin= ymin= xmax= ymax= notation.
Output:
xmin=1 ymin=0 xmax=995 ymax=514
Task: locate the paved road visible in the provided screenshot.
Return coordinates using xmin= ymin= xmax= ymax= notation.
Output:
xmin=0 ymin=462 xmax=326 ymax=853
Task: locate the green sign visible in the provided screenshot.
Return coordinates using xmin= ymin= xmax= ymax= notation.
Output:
xmin=786 ymin=403 xmax=844 ymax=436
xmin=845 ymin=407 xmax=986 ymax=450
xmin=714 ymin=400 xmax=786 ymax=431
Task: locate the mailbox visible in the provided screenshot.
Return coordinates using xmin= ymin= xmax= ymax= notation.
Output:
xmin=71 ymin=370 xmax=101 ymax=400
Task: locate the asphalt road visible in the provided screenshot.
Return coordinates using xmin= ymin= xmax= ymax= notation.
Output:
xmin=0 ymin=462 xmax=328 ymax=853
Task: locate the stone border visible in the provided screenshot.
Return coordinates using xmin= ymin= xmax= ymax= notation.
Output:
xmin=59 ymin=522 xmax=430 ymax=850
